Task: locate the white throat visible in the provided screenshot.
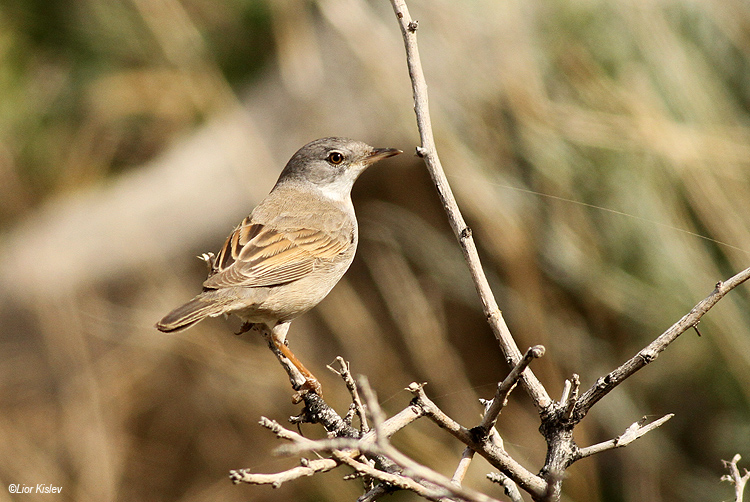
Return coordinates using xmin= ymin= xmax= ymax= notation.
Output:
xmin=315 ymin=172 xmax=359 ymax=203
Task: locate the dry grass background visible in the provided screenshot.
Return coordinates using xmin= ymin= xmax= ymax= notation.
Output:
xmin=0 ymin=0 xmax=749 ymax=501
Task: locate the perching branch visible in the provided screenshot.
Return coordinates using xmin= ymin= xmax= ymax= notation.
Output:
xmin=279 ymin=380 xmax=508 ymax=502
xmin=229 ymin=3 xmax=750 ymax=501
xmin=388 ymin=0 xmax=552 ymax=412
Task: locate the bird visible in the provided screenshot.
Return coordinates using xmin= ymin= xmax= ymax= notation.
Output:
xmin=156 ymin=137 xmax=402 ymax=398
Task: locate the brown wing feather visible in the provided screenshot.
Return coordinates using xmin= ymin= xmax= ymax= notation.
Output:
xmin=203 ymin=220 xmax=351 ymax=289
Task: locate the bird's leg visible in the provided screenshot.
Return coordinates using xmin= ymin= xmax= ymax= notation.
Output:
xmin=270 ymin=322 xmax=323 ymax=402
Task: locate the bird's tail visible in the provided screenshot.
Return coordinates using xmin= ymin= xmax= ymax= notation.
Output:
xmin=156 ymin=294 xmax=228 ymax=333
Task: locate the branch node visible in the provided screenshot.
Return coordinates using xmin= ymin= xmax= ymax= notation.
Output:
xmin=639 ymin=348 xmax=658 ymax=363
xmin=415 ymin=146 xmax=427 ymax=157
xmin=406 ymin=381 xmax=426 ymax=394
xmin=407 ymin=20 xmax=419 ymax=32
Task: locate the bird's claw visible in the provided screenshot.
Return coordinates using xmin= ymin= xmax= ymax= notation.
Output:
xmin=291 ymin=378 xmax=323 ymax=404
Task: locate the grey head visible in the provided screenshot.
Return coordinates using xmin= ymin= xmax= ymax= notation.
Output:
xmin=275 ymin=137 xmax=401 ymax=199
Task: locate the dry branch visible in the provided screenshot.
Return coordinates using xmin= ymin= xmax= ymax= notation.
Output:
xmin=722 ymin=454 xmax=750 ymax=502
xmin=572 ymin=267 xmax=750 ymax=421
xmin=228 ymin=2 xmax=750 ymax=501
xmin=575 ymin=414 xmax=674 ymax=460
xmin=388 ymin=0 xmax=552 ymax=412
xmin=406 ymin=382 xmax=547 ymax=499
xmin=449 ymin=346 xmax=545 ymax=488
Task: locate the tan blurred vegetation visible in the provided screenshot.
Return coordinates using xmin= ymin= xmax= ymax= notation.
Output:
xmin=0 ymin=0 xmax=749 ymax=501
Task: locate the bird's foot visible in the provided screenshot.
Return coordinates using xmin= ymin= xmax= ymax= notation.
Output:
xmin=291 ymin=377 xmax=323 ymax=404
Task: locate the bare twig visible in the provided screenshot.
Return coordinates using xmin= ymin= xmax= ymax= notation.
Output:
xmin=388 ymin=0 xmax=552 ymax=412
xmin=561 ymin=374 xmax=580 ymax=420
xmin=487 ymin=472 xmax=524 ymax=502
xmin=258 ymin=416 xmax=319 ymax=445
xmin=229 ymin=457 xmax=338 ymax=488
xmin=229 ymin=417 xmax=343 ymax=487
xmin=358 ymin=482 xmax=393 ymax=502
xmin=334 ymin=451 xmax=449 ymax=501
xmin=407 ymin=382 xmax=547 ymax=499
xmin=449 ymin=346 xmax=544 ymax=488
xmin=449 ymin=447 xmax=475 ymax=486
xmin=576 ymin=414 xmax=674 ymax=460
xmin=482 ymin=345 xmax=545 ymax=432
xmin=722 ymin=454 xmax=750 ymax=502
xmin=292 ymin=392 xmax=361 ymax=438
xmin=328 ymin=357 xmax=370 ymax=432
xmin=282 ymin=436 xmax=505 ymax=502
xmin=573 ymin=267 xmax=750 ymax=421
xmin=358 ymin=376 xmax=386 ymax=446
xmin=363 ymin=404 xmax=424 ymax=441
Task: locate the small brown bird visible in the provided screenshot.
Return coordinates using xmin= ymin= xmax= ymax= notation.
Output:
xmin=156 ymin=137 xmax=401 ymax=396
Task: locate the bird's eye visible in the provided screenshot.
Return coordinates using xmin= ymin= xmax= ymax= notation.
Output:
xmin=327 ymin=151 xmax=344 ymax=165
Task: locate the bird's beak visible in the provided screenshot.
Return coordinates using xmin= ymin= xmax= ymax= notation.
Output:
xmin=365 ymin=147 xmax=403 ymax=164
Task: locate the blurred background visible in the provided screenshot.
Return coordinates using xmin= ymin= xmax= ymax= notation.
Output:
xmin=1 ymin=0 xmax=749 ymax=500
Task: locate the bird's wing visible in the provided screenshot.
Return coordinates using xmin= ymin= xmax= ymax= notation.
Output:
xmin=202 ymin=216 xmax=352 ymax=289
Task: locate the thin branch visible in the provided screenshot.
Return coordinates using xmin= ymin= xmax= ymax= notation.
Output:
xmin=407 ymin=382 xmax=547 ymax=499
xmin=292 ymin=391 xmax=362 ymax=438
xmin=722 ymin=454 xmax=750 ymax=502
xmin=449 ymin=448 xmax=475 ymax=486
xmin=573 ymin=267 xmax=750 ymax=420
xmin=482 ymin=345 xmax=546 ymax=432
xmin=561 ymin=374 xmax=580 ymax=420
xmin=282 ymin=437 xmax=505 ymax=502
xmin=258 ymin=416 xmax=319 ymax=445
xmin=576 ymin=414 xmax=674 ymax=460
xmin=358 ymin=375 xmax=387 ymax=447
xmin=388 ymin=0 xmax=552 ymax=412
xmin=335 ymin=452 xmax=449 ymax=501
xmin=358 ymin=483 xmax=394 ymax=502
xmin=229 ymin=457 xmax=338 ymax=488
xmin=487 ymin=472 xmax=524 ymax=502
xmin=363 ymin=404 xmax=424 ymax=441
xmin=449 ymin=345 xmax=544 ymax=489
xmin=328 ymin=357 xmax=370 ymax=432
